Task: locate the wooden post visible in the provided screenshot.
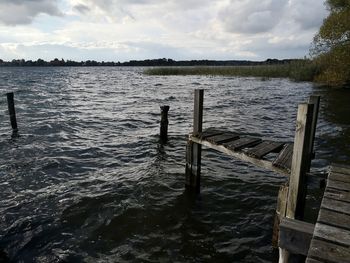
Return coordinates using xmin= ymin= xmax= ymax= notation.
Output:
xmin=307 ymin=96 xmax=320 ymax=170
xmin=272 ymin=184 xmax=289 ymax=247
xmin=7 ymin=92 xmax=18 ymax=133
xmin=185 ymin=89 xmax=204 ymax=193
xmin=286 ymin=103 xmax=314 ymax=220
xmin=160 ymin=105 xmax=170 ymax=142
xmin=279 ymin=103 xmax=314 ymax=263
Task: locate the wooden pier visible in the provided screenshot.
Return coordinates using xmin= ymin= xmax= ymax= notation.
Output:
xmin=186 ymin=89 xmax=344 ymax=263
xmin=185 ymin=90 xmax=350 ymax=262
xmin=305 ymin=164 xmax=350 ymax=263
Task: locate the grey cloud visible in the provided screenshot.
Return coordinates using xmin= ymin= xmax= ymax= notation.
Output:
xmin=290 ymin=0 xmax=328 ymax=30
xmin=220 ymin=0 xmax=289 ymax=34
xmin=0 ymin=0 xmax=62 ymax=25
xmin=80 ymin=0 xmax=219 ymax=20
xmin=73 ymin=4 xmax=90 ymax=14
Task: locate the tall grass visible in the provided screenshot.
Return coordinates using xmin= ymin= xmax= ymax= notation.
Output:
xmin=144 ymin=60 xmax=320 ymax=82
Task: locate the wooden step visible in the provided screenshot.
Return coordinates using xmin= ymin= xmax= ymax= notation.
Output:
xmin=223 ymin=137 xmax=262 ymax=151
xmin=206 ymin=132 xmax=239 ymax=145
xmin=273 ymin=143 xmax=293 ymax=172
xmin=246 ymin=140 xmax=285 ymax=159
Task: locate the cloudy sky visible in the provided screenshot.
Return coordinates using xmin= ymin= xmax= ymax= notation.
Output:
xmin=0 ymin=0 xmax=328 ymax=62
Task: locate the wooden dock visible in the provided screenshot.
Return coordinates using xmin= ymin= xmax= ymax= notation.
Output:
xmin=305 ymin=164 xmax=350 ymax=263
xmin=185 ymin=90 xmax=350 ymax=262
xmin=190 ymin=128 xmax=292 ymax=176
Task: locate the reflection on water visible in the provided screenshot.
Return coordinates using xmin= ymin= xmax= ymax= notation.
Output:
xmin=312 ymin=87 xmax=350 ymax=165
xmin=0 ymin=67 xmax=348 ymax=262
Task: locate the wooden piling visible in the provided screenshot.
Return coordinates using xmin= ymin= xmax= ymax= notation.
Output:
xmin=6 ymin=92 xmax=18 ymax=133
xmin=286 ymin=103 xmax=314 ymax=220
xmin=160 ymin=105 xmax=170 ymax=141
xmin=185 ymin=89 xmax=204 ymax=192
xmin=279 ymin=103 xmax=315 ymax=263
xmin=306 ymin=96 xmax=320 ymax=169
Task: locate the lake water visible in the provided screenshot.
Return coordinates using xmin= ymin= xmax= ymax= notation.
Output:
xmin=0 ymin=67 xmax=349 ymax=262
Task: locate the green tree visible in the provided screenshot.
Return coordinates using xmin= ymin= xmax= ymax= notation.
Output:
xmin=311 ymin=0 xmax=350 ymax=86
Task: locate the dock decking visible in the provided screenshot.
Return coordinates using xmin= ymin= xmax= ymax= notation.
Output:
xmin=190 ymin=128 xmax=292 ymax=175
xmin=306 ymin=164 xmax=350 ymax=263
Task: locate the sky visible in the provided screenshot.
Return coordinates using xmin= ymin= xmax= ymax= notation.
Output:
xmin=0 ymin=0 xmax=329 ymax=62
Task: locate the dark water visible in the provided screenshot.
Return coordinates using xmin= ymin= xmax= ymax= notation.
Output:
xmin=0 ymin=67 xmax=349 ymax=262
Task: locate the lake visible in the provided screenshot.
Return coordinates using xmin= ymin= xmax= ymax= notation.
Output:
xmin=0 ymin=67 xmax=349 ymax=262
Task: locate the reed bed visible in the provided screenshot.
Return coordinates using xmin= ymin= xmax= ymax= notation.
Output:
xmin=144 ymin=61 xmax=320 ymax=82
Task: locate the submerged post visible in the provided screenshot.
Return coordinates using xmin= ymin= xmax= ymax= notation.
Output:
xmin=185 ymin=89 xmax=203 ymax=193
xmin=6 ymin=92 xmax=18 ymax=134
xmin=160 ymin=105 xmax=170 ymax=142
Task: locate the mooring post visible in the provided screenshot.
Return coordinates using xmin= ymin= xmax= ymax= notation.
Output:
xmin=6 ymin=92 xmax=18 ymax=134
xmin=287 ymin=103 xmax=314 ymax=219
xmin=306 ymin=96 xmax=320 ymax=171
xmin=279 ymin=103 xmax=314 ymax=263
xmin=185 ymin=89 xmax=204 ymax=193
xmin=160 ymin=105 xmax=170 ymax=142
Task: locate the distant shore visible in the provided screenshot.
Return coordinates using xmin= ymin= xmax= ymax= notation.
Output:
xmin=0 ymin=58 xmax=301 ymax=67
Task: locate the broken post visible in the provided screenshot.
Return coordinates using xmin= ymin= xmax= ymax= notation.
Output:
xmin=185 ymin=89 xmax=204 ymax=193
xmin=6 ymin=92 xmax=18 ymax=134
xmin=160 ymin=105 xmax=170 ymax=142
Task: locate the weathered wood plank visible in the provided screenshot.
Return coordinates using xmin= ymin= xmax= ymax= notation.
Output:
xmin=307 ymin=96 xmax=320 ymax=163
xmin=206 ymin=132 xmax=239 ymax=144
xmin=318 ymin=209 xmax=350 ymax=230
xmin=308 ymin=239 xmax=350 ymax=263
xmin=198 ymin=128 xmax=224 ymax=139
xmin=306 ymin=164 xmax=350 ymax=263
xmin=246 ymin=140 xmax=284 ymax=159
xmin=286 ymin=103 xmax=314 ymax=220
xmin=327 ymin=179 xmax=350 ymax=192
xmin=272 ymin=185 xmax=288 ymax=247
xmin=321 ymin=197 xmax=350 ymax=215
xmin=323 ymin=189 xmax=350 ymax=204
xmin=329 ymin=172 xmax=350 ymax=183
xmin=273 ymin=143 xmax=293 ymax=171
xmin=193 ymin=89 xmax=203 ymax=136
xmin=185 ymin=89 xmax=203 ymax=192
xmin=279 ymin=217 xmax=314 ymax=256
xmin=313 ymin=223 xmax=350 ymax=246
xmin=190 ymin=136 xmax=290 ymax=175
xmin=223 ymin=137 xmax=262 ymax=151
xmin=331 ymin=165 xmax=350 ymax=175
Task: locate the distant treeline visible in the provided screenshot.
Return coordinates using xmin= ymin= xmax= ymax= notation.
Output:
xmin=0 ymin=58 xmax=301 ymax=67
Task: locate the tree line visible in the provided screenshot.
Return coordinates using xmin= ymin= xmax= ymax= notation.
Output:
xmin=0 ymin=58 xmax=299 ymax=67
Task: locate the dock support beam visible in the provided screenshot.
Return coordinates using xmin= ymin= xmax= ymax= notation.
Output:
xmin=280 ymin=102 xmax=315 ymax=263
xmin=160 ymin=105 xmax=170 ymax=142
xmin=185 ymin=89 xmax=203 ymax=193
xmin=287 ymin=103 xmax=314 ymax=220
xmin=306 ymin=96 xmax=320 ymax=170
xmin=6 ymin=92 xmax=18 ymax=135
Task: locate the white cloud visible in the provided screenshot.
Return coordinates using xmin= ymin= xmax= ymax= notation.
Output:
xmin=219 ymin=0 xmax=289 ymax=34
xmin=0 ymin=0 xmax=329 ymax=61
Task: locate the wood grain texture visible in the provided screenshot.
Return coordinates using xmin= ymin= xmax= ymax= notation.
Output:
xmin=246 ymin=140 xmax=284 ymax=158
xmin=223 ymin=137 xmax=262 ymax=151
xmin=308 ymin=239 xmax=350 ymax=263
xmin=206 ymin=133 xmax=239 ymax=144
xmin=273 ymin=143 xmax=293 ymax=172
